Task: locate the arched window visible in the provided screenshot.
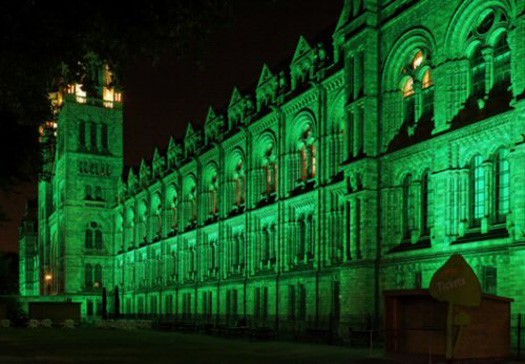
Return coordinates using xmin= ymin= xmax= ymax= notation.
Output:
xmin=298 ymin=127 xmax=316 ymax=181
xmin=79 ymin=121 xmax=86 ymax=150
xmin=101 ymin=124 xmax=109 ymax=152
xmin=209 ymin=175 xmax=218 ymax=216
xmin=94 ymin=264 xmax=103 ymax=288
xmin=470 ymin=44 xmax=485 ymax=99
xmin=85 ymin=229 xmax=93 ymax=249
xmin=90 ymin=122 xmax=97 ymax=152
xmin=95 ymin=186 xmax=102 ymax=201
xmin=234 ymin=161 xmax=246 ymax=207
xmin=85 ymin=185 xmax=92 ymax=200
xmin=470 ymin=155 xmax=486 ymax=226
xmin=262 ymin=228 xmax=270 ymax=263
xmin=493 ymin=31 xmax=511 ymax=91
xmin=495 ymin=149 xmax=510 ymax=222
xmin=85 ymin=222 xmax=103 ymax=250
xmin=403 ymin=77 xmax=415 ymax=124
xmin=85 ymin=264 xmax=93 ymax=288
xmin=401 ymin=50 xmax=434 ymax=125
xmin=95 ymin=230 xmax=103 ymax=250
xmin=421 ymin=70 xmax=434 ymax=120
xmin=264 ymin=146 xmax=278 ymax=195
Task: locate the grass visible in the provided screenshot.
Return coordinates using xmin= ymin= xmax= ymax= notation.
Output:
xmin=0 ymin=327 xmax=394 ymax=363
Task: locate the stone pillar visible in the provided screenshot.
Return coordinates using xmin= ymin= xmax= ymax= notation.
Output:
xmin=482 ymin=47 xmax=495 ymax=96
xmin=509 ymin=144 xmax=525 ymax=241
xmin=509 ymin=14 xmax=525 ymax=100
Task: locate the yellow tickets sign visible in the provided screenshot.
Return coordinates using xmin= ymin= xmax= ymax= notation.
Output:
xmin=429 ymin=254 xmax=482 ymax=307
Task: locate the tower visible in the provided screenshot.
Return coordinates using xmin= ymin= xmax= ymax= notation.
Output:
xmin=36 ymin=59 xmax=123 ymax=310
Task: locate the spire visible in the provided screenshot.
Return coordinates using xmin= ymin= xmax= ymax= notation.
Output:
xmin=335 ymin=0 xmax=352 ymax=32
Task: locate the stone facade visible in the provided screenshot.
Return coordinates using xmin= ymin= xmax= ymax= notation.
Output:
xmin=19 ymin=0 xmax=525 ymax=334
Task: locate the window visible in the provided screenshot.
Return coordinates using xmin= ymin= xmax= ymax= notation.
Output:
xmin=86 ymin=222 xmax=103 ymax=251
xmin=79 ymin=121 xmax=86 ymax=150
xmin=400 ymin=50 xmax=434 ymax=125
xmin=90 ymin=122 xmax=97 ymax=152
xmin=85 ymin=230 xmax=93 ymax=249
xmin=495 ymin=149 xmax=510 ymax=221
xmin=493 ymin=32 xmax=511 ymax=90
xmin=85 ymin=185 xmax=92 ymax=200
xmin=482 ymin=266 xmax=497 ymax=294
xmin=95 ymin=186 xmax=102 ymax=201
xmin=471 ymin=155 xmax=486 ymax=226
xmin=94 ymin=264 xmax=103 ymax=288
xmin=101 ymin=124 xmax=109 ymax=152
xmin=95 ymin=230 xmax=103 ymax=250
xmin=470 ymin=44 xmax=485 ymax=99
xmin=85 ymin=264 xmax=93 ymax=288
xmin=403 ymin=78 xmax=415 ymax=124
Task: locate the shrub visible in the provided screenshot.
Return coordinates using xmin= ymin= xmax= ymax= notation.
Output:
xmin=0 ymin=319 xmax=10 ymax=328
xmin=62 ymin=319 xmax=75 ymax=329
xmin=40 ymin=319 xmax=53 ymax=328
xmin=27 ymin=319 xmax=39 ymax=328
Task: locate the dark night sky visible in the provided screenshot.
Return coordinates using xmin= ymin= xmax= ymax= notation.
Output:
xmin=0 ymin=0 xmax=343 ymax=252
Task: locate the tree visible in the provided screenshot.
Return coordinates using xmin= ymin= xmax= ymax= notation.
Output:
xmin=0 ymin=0 xmax=231 ymax=203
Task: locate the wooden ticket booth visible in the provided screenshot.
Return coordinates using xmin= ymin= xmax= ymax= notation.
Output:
xmin=384 ymin=289 xmax=513 ymax=360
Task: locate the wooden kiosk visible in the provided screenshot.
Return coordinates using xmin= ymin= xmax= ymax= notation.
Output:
xmin=384 ymin=289 xmax=513 ymax=360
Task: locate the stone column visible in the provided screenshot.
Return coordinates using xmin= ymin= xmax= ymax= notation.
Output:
xmin=482 ymin=47 xmax=494 ymax=97
xmin=509 ymin=144 xmax=525 ymax=241
xmin=509 ymin=14 xmax=525 ymax=100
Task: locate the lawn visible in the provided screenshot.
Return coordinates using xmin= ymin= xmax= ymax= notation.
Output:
xmin=0 ymin=328 xmax=396 ymax=364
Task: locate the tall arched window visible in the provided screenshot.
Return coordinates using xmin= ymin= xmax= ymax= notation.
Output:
xmin=401 ymin=50 xmax=434 ymax=125
xmin=470 ymin=44 xmax=485 ymax=99
xmin=94 ymin=264 xmax=103 ymax=288
xmin=495 ymin=149 xmax=510 ymax=222
xmin=493 ymin=31 xmax=511 ymax=91
xmin=79 ymin=121 xmax=86 ymax=150
xmin=95 ymin=230 xmax=103 ymax=250
xmin=85 ymin=222 xmax=103 ymax=250
xmin=85 ymin=229 xmax=93 ymax=249
xmin=470 ymin=155 xmax=486 ymax=226
xmin=85 ymin=185 xmax=92 ymax=200
xmin=403 ymin=77 xmax=415 ymax=124
xmin=298 ymin=127 xmax=316 ymax=181
xmin=90 ymin=122 xmax=97 ymax=152
xmin=85 ymin=264 xmax=93 ymax=288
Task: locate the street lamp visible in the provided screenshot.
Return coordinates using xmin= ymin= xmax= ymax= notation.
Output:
xmin=45 ymin=273 xmax=53 ymax=295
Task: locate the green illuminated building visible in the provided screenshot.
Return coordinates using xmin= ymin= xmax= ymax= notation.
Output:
xmin=19 ymin=0 xmax=525 ymax=333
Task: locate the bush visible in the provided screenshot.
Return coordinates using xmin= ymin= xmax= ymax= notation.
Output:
xmin=27 ymin=319 xmax=39 ymax=328
xmin=40 ymin=319 xmax=53 ymax=328
xmin=62 ymin=319 xmax=75 ymax=329
xmin=0 ymin=319 xmax=10 ymax=328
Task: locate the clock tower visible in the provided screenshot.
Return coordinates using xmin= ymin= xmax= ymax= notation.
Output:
xmin=37 ymin=59 xmax=123 ymax=309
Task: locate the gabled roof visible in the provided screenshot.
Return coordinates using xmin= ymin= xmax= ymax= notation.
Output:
xmin=291 ymin=36 xmax=313 ymax=64
xmin=228 ymin=87 xmax=243 ymax=108
xmin=205 ymin=106 xmax=217 ymax=125
xmin=257 ymin=63 xmax=275 ymax=88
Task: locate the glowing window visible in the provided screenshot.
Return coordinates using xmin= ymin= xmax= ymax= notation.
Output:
xmin=412 ymin=51 xmax=424 ymax=70
xmin=75 ymin=84 xmax=86 ymax=104
xmin=403 ymin=77 xmax=415 ymax=97
xmin=422 ymin=70 xmax=433 ymax=89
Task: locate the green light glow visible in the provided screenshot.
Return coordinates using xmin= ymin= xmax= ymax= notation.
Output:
xmin=18 ymin=0 xmax=525 ymax=337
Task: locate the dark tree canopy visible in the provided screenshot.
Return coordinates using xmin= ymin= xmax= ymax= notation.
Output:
xmin=0 ymin=0 xmax=231 ymax=213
